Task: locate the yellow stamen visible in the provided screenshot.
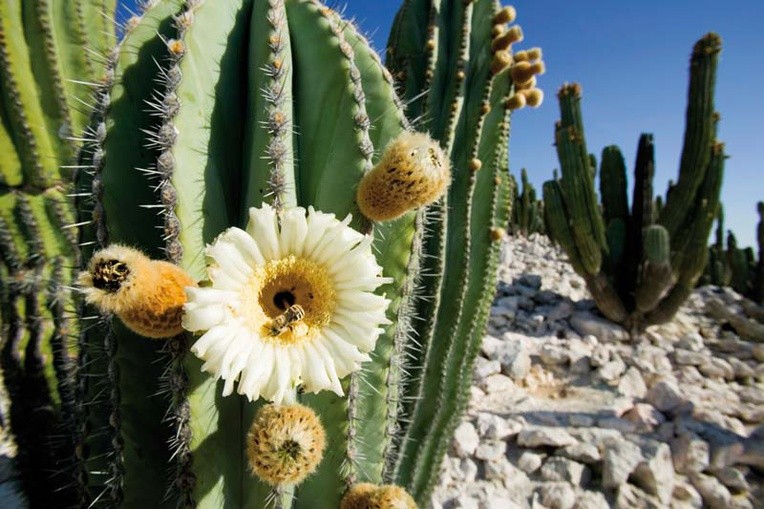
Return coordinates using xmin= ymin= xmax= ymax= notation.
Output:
xmin=235 ymin=255 xmax=336 ymax=345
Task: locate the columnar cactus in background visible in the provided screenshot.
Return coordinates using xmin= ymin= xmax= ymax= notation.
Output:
xmin=701 ymin=202 xmax=764 ymax=305
xmin=0 ymin=1 xmax=116 ymax=506
xmin=0 ymin=0 xmax=544 ymax=507
xmin=701 ymin=204 xmax=731 ymax=287
xmin=543 ymin=33 xmax=724 ymax=334
xmin=510 ymin=168 xmax=544 ymax=236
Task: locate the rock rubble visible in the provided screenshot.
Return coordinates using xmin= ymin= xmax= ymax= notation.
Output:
xmin=432 ymin=234 xmax=764 ymax=509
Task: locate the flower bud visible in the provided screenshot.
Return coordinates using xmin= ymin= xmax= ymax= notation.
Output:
xmin=357 ymin=132 xmax=450 ymax=222
xmin=78 ymin=245 xmax=195 ymax=338
xmin=247 ymin=404 xmax=326 ymax=486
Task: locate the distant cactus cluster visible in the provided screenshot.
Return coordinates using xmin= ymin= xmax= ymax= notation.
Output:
xmin=701 ymin=202 xmax=764 ymax=304
xmin=543 ymin=33 xmax=725 ymax=334
xmin=509 ymin=168 xmax=545 ymax=236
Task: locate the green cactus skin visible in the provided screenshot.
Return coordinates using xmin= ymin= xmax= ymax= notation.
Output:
xmin=0 ymin=0 xmax=115 ymax=506
xmin=542 ymin=33 xmax=724 ymax=333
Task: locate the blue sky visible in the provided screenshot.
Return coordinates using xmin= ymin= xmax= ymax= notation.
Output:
xmin=118 ymin=0 xmax=763 ymax=247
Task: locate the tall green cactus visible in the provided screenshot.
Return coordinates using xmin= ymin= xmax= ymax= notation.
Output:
xmin=510 ymin=168 xmax=544 ymax=236
xmin=0 ymin=1 xmax=116 ymax=506
xmin=0 ymin=0 xmax=543 ymax=507
xmin=543 ymin=33 xmax=724 ymax=333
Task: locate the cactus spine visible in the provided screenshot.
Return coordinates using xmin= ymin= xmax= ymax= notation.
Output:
xmin=543 ymin=33 xmax=724 ymax=333
xmin=0 ymin=0 xmax=543 ymax=507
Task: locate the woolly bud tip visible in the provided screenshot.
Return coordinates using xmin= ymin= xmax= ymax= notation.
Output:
xmin=490 ymin=51 xmax=513 ymax=75
xmin=77 ymin=245 xmax=196 ymax=339
xmin=341 ymin=483 xmax=417 ymax=509
xmin=167 ymin=39 xmax=185 ymax=56
xmin=522 ymin=88 xmax=544 ymax=107
xmin=505 ymin=93 xmax=526 ymax=110
xmin=493 ymin=6 xmax=517 ymax=25
xmin=557 ymin=82 xmax=582 ymax=99
xmin=513 ymin=50 xmax=529 ymax=62
xmin=469 ymin=158 xmax=483 ymax=172
xmin=526 ymin=47 xmax=543 ymax=61
xmin=490 ymin=227 xmax=507 ymax=241
xmin=491 ymin=25 xmax=523 ymax=52
xmin=357 ymin=132 xmax=450 ymax=222
xmin=520 ymin=88 xmax=544 ymax=107
xmin=511 ymin=60 xmax=544 ymax=85
xmin=340 ymin=483 xmax=377 ymax=509
xmin=247 ymin=404 xmax=326 ymax=486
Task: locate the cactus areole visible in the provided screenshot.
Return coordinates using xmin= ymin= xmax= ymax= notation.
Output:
xmin=0 ymin=0 xmax=545 ymax=506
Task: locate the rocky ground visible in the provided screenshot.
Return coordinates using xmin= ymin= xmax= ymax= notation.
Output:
xmin=432 ymin=234 xmax=764 ymax=509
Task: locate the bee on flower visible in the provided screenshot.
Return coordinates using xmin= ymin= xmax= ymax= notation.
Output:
xmin=182 ymin=204 xmax=392 ymax=403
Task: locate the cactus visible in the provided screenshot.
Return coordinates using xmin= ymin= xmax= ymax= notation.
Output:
xmin=0 ymin=0 xmax=544 ymax=507
xmin=701 ymin=202 xmax=764 ymax=305
xmin=510 ymin=168 xmax=544 ymax=236
xmin=700 ymin=203 xmax=730 ymax=287
xmin=543 ymin=33 xmax=724 ymax=333
xmin=0 ymin=1 xmax=116 ymax=506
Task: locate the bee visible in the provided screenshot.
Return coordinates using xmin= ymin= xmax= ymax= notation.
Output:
xmin=268 ymin=304 xmax=306 ymax=337
xmin=78 ymin=245 xmax=196 ymax=339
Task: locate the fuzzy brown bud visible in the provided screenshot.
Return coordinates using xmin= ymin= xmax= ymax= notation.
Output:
xmin=492 ymin=6 xmax=517 ymax=25
xmin=357 ymin=132 xmax=450 ymax=222
xmin=490 ymin=51 xmax=513 ymax=75
xmin=247 ymin=404 xmax=326 ymax=486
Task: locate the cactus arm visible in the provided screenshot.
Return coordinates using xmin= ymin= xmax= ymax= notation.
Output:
xmin=658 ymin=34 xmax=721 ymax=237
xmin=622 ymin=133 xmax=655 ymax=308
xmin=543 ymin=180 xmax=587 ymax=275
xmin=647 ymin=142 xmax=725 ymax=325
xmin=242 ymin=0 xmax=296 ymax=216
xmin=0 ymin=0 xmax=59 ymax=187
xmin=555 ymin=125 xmax=604 ymax=274
xmin=599 ymin=146 xmax=629 ymax=228
xmin=399 ymin=4 xmax=505 ymax=491
xmin=97 ymin=2 xmax=185 ymax=506
xmin=634 ymin=225 xmax=673 ymax=313
xmin=283 ymin=1 xmax=371 ymax=505
xmin=417 ymin=74 xmax=513 ymax=503
xmin=336 ymin=18 xmax=416 ymax=486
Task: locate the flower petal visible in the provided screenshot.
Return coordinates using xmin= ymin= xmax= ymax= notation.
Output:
xmin=279 ymin=206 xmax=309 ymax=258
xmin=246 ymin=203 xmax=280 ymax=260
xmin=206 ymin=229 xmax=257 ymax=281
